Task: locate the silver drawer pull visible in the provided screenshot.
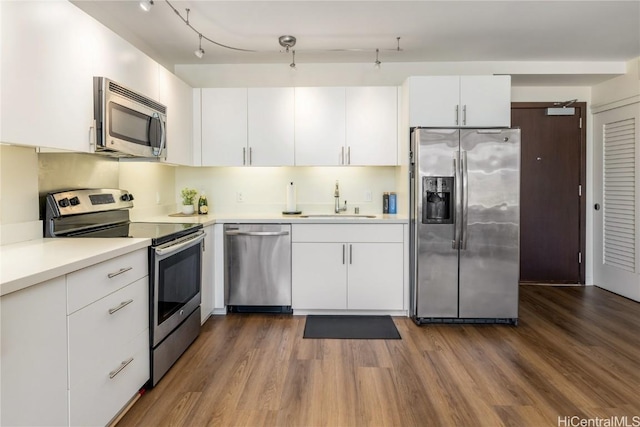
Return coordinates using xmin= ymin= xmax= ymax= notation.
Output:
xmin=107 ymin=267 xmax=132 ymax=279
xmin=108 ymin=299 xmax=134 ymax=315
xmin=109 ymin=357 xmax=134 ymax=379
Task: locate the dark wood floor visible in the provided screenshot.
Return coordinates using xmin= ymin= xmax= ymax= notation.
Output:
xmin=119 ymin=286 xmax=640 ymax=427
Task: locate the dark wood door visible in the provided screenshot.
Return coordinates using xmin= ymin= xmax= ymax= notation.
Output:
xmin=512 ymin=103 xmax=586 ymax=284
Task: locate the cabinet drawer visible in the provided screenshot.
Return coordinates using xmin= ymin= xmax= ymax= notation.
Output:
xmin=67 ymin=248 xmax=148 ymax=313
xmin=292 ymin=224 xmax=403 ymax=243
xmin=68 ymin=278 xmax=148 ymax=389
xmin=69 ymin=329 xmax=149 ymax=427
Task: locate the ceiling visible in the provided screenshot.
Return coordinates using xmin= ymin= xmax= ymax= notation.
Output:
xmin=72 ymin=1 xmax=640 ymax=72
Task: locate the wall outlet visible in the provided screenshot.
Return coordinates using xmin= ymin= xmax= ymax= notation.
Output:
xmin=364 ymin=190 xmax=372 ymax=202
xmin=236 ymin=191 xmax=244 ymax=203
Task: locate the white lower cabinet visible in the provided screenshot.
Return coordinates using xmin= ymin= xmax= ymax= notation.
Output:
xmin=347 ymin=242 xmax=404 ymax=310
xmin=201 ymin=225 xmax=215 ymax=322
xmin=1 ymin=277 xmax=69 ymax=427
xmin=1 ymin=248 xmax=151 ymax=427
xmin=67 ymin=249 xmax=150 ymax=426
xmin=292 ymin=224 xmax=404 ymax=311
xmin=292 ymin=242 xmax=348 ymax=309
xmin=69 ymin=329 xmax=149 ymax=426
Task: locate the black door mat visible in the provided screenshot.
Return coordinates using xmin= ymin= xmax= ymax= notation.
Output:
xmin=303 ymin=315 xmax=401 ymax=339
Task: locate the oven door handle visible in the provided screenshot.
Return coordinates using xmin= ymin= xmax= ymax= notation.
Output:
xmin=154 ymin=231 xmax=205 ymax=256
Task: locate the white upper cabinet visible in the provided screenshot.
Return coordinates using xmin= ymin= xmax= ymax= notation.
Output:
xmin=0 ymin=1 xmax=95 ymax=152
xmin=90 ymin=19 xmax=159 ymax=101
xmin=459 ymin=76 xmax=511 ymax=128
xmin=407 ymin=76 xmax=511 ymax=128
xmin=159 ymin=67 xmax=193 ymax=166
xmin=294 ymin=86 xmax=398 ymax=166
xmin=295 ymin=87 xmax=346 ymax=166
xmin=346 ymin=87 xmax=398 ymax=165
xmin=201 ymin=88 xmax=294 ymax=167
xmin=201 ymin=88 xmax=248 ymax=166
xmin=407 ymin=76 xmax=460 ymax=128
xmin=0 ymin=1 xmax=166 ymax=153
xmin=248 ymin=88 xmax=295 ymax=166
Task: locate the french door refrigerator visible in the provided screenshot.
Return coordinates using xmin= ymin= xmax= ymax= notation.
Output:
xmin=410 ymin=128 xmax=520 ymax=324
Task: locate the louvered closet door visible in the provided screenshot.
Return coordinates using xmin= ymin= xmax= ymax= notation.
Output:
xmin=593 ymin=102 xmax=640 ymax=301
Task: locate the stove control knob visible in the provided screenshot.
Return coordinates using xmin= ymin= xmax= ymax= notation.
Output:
xmin=129 ymin=194 xmax=134 ymax=201
xmin=69 ymin=197 xmax=80 ymax=206
xmin=120 ymin=194 xmax=129 ymax=201
xmin=58 ymin=198 xmax=70 ymax=208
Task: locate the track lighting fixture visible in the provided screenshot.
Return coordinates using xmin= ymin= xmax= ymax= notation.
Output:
xmin=194 ymin=34 xmax=205 ymax=59
xmin=150 ymin=2 xmax=403 ymax=67
xmin=139 ymin=0 xmax=153 ymax=12
xmin=279 ymin=35 xmax=297 ymax=53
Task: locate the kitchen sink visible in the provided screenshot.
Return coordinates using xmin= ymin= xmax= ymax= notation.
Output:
xmin=299 ymin=214 xmax=377 ymax=219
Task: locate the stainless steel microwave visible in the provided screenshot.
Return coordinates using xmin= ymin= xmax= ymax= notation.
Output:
xmin=93 ymin=76 xmax=167 ymax=158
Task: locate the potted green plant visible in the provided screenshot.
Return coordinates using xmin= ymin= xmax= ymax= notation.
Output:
xmin=180 ymin=187 xmax=198 ymax=214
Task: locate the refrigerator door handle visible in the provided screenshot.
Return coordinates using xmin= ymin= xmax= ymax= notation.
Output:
xmin=453 ymin=152 xmax=462 ymax=249
xmin=461 ymin=150 xmax=468 ymax=250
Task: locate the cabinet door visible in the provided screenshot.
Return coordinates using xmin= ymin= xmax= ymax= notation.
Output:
xmin=407 ymin=76 xmax=460 ymax=127
xmin=292 ymin=242 xmax=347 ymax=310
xmin=159 ymin=67 xmax=193 ymax=166
xmin=0 ymin=1 xmax=95 ymax=152
xmin=201 ymin=88 xmax=248 ymax=166
xmin=295 ymin=87 xmax=346 ymax=166
xmin=460 ymin=75 xmax=511 ymax=127
xmin=347 ymin=243 xmax=404 ymax=310
xmin=1 ymin=277 xmax=69 ymax=426
xmin=201 ymin=225 xmax=215 ymax=322
xmin=91 ymin=19 xmax=159 ymax=101
xmin=248 ymin=88 xmax=295 ymax=166
xmin=346 ymin=87 xmax=398 ymax=165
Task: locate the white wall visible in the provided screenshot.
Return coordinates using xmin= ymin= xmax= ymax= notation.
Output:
xmin=592 ymin=58 xmax=640 ymax=108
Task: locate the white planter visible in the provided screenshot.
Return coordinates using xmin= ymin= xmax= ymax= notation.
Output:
xmin=182 ymin=204 xmax=194 ymax=215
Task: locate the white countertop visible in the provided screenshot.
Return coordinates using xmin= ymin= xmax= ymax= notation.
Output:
xmin=0 ymin=213 xmax=407 ymax=296
xmin=144 ymin=212 xmax=408 ymax=225
xmin=0 ymin=238 xmax=150 ymax=296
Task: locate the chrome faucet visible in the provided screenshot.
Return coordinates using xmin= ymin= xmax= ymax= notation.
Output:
xmin=334 ymin=180 xmax=347 ymax=213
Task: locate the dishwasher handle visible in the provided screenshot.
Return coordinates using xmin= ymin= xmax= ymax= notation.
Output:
xmin=225 ymin=230 xmax=290 ymax=237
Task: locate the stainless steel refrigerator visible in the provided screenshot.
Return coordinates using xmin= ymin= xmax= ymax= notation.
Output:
xmin=410 ymin=128 xmax=520 ymax=324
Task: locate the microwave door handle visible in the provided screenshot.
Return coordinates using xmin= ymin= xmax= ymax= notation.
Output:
xmin=152 ymin=112 xmax=166 ymax=157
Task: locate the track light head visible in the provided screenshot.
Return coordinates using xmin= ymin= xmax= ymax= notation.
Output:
xmin=139 ymin=0 xmax=154 ymax=12
xmin=374 ymin=48 xmax=381 ymax=69
xmin=289 ymin=50 xmax=297 ymax=70
xmin=194 ymin=34 xmax=204 ymax=59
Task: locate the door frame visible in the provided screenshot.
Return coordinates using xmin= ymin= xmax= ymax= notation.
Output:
xmin=511 ymin=102 xmax=587 ymax=284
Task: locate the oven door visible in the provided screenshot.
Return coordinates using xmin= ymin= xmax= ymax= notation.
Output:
xmin=151 ymin=231 xmax=204 ymax=348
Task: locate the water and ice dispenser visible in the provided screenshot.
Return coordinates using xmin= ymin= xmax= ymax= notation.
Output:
xmin=422 ymin=177 xmax=454 ymax=224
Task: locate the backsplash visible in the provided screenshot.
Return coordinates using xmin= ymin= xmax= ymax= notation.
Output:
xmin=1 ymin=145 xmax=400 ymax=246
xmin=175 ymin=166 xmax=398 ymax=215
xmin=38 ymin=152 xmax=119 ymax=193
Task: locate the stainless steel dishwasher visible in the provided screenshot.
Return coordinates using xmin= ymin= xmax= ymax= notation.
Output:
xmin=224 ymin=224 xmax=292 ymax=313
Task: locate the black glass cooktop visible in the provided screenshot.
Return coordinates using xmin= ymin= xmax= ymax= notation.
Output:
xmin=69 ymin=222 xmax=203 ymax=246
